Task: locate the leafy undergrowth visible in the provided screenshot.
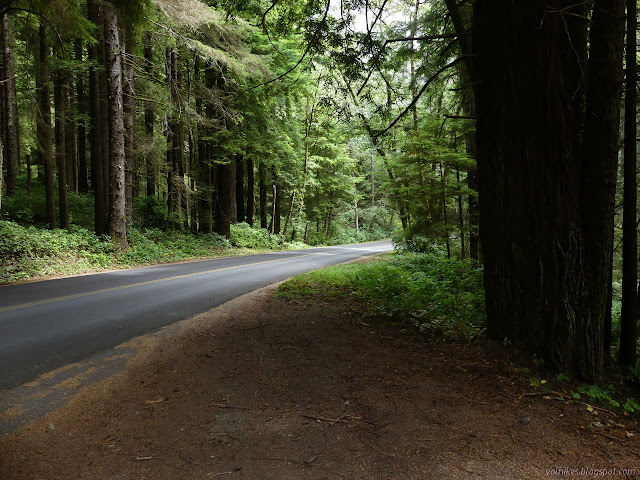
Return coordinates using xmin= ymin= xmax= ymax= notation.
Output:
xmin=0 ymin=220 xmax=308 ymax=284
xmin=278 ymin=250 xmax=485 ymax=340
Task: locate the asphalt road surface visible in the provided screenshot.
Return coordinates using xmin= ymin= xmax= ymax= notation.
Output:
xmin=0 ymin=241 xmax=392 ymax=392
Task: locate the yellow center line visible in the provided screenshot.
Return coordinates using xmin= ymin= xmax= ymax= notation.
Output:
xmin=0 ymin=253 xmax=317 ymax=313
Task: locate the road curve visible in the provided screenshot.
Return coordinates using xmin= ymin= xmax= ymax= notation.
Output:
xmin=0 ymin=241 xmax=392 ymax=391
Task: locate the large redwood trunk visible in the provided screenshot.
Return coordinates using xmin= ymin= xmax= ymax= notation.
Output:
xmin=472 ymin=0 xmax=623 ymax=381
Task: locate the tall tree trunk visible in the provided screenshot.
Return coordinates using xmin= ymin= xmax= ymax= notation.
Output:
xmin=215 ymin=160 xmax=234 ymax=239
xmin=64 ymin=64 xmax=77 ymax=194
xmin=37 ymin=24 xmax=55 ymax=229
xmin=246 ymin=157 xmax=254 ymax=226
xmin=54 ymin=56 xmax=69 ymax=230
xmin=283 ymin=190 xmax=296 ymax=237
xmin=457 ymin=168 xmax=465 ymax=259
xmin=581 ymin=0 xmax=626 ymax=370
xmin=103 ymin=0 xmax=127 ymax=249
xmin=259 ymin=162 xmax=267 ymax=229
xmin=88 ymin=0 xmax=105 ymax=235
xmin=98 ymin=6 xmax=110 ymax=232
xmin=123 ymin=36 xmax=134 ymax=228
xmin=472 ymin=0 xmax=623 ymax=381
xmin=76 ymin=41 xmax=89 ymax=193
xmin=144 ymin=33 xmax=155 ymax=197
xmin=620 ymin=0 xmax=637 ymax=366
xmin=461 ymin=87 xmax=479 ymax=261
xmin=2 ymin=13 xmax=17 ymax=196
xmin=272 ymin=169 xmax=280 ymax=234
xmin=235 ymin=154 xmax=245 ymax=222
xmin=439 ymin=162 xmax=450 ymax=259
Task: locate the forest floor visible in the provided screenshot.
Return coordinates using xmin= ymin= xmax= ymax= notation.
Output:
xmin=1 ymin=281 xmax=640 ymax=479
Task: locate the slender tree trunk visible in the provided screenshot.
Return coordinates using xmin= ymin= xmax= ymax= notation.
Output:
xmin=144 ymin=33 xmax=155 ymax=197
xmin=353 ymin=184 xmax=359 ymax=233
xmin=37 ymin=24 xmax=55 ymax=229
xmin=123 ymin=36 xmax=134 ymax=228
xmin=620 ymin=0 xmax=637 ymax=366
xmin=270 ymin=182 xmax=277 ymax=234
xmin=103 ymin=0 xmax=128 ymax=249
xmin=98 ymin=6 xmax=110 ymax=231
xmin=272 ymin=171 xmax=281 ymax=234
xmin=65 ymin=65 xmax=77 ymax=194
xmin=165 ymin=48 xmax=175 ymax=223
xmin=246 ymin=157 xmax=254 ymax=226
xmin=88 ymin=0 xmax=105 ymax=235
xmin=2 ymin=13 xmax=17 ymax=196
xmin=235 ymin=155 xmax=245 ymax=222
xmin=283 ymin=190 xmax=296 ymax=237
xmin=457 ymin=168 xmax=465 ymax=259
xmin=259 ymin=162 xmax=267 ymax=229
xmin=461 ymin=88 xmax=479 ymax=261
xmin=439 ymin=162 xmax=450 ymax=259
xmin=26 ymin=152 xmax=31 ymax=207
xmin=76 ymin=41 xmax=89 ymax=193
xmin=54 ymin=56 xmax=69 ymax=230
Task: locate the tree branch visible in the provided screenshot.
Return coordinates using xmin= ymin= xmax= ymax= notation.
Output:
xmin=375 ymin=57 xmax=464 ymax=138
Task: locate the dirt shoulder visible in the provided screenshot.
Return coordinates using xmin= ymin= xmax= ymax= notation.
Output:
xmin=1 ymin=285 xmax=639 ymax=479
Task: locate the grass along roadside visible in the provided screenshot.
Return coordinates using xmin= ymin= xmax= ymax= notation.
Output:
xmin=278 ymin=250 xmax=486 ymax=340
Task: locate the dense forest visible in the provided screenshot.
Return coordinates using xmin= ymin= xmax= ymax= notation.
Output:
xmin=0 ymin=0 xmax=638 ymax=383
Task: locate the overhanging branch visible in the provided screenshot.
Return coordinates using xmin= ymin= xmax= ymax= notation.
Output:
xmin=375 ymin=56 xmax=464 ymax=138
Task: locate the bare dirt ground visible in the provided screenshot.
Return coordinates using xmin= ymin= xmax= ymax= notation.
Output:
xmin=1 ymin=284 xmax=639 ymax=480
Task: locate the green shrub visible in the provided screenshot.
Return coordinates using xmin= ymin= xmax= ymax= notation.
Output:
xmin=0 ymin=220 xmax=116 ymax=283
xmin=230 ymin=223 xmax=283 ymax=249
xmin=279 ymin=250 xmax=485 ymax=339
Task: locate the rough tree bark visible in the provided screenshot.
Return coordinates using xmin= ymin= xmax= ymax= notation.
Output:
xmin=471 ymin=0 xmax=624 ymax=381
xmin=103 ymin=0 xmax=128 ymax=249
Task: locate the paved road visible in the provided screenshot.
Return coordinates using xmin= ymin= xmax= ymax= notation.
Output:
xmin=0 ymin=241 xmax=392 ymax=391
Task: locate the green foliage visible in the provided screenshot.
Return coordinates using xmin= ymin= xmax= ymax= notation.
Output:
xmin=119 ymin=228 xmax=231 ymax=264
xmin=279 ymin=251 xmax=485 ymax=339
xmin=230 ymin=223 xmax=283 ymax=249
xmin=0 ymin=221 xmax=235 ymax=283
xmin=229 ymin=223 xmax=307 ymax=250
xmin=133 ymin=196 xmax=168 ymax=230
xmin=0 ymin=220 xmax=115 ymax=283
